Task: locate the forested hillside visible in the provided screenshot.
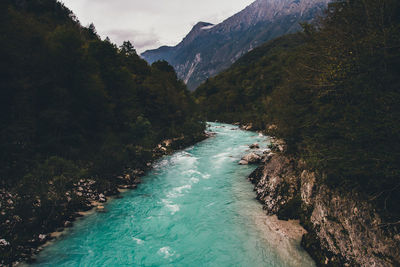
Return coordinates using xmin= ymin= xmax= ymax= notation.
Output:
xmin=196 ymin=0 xmax=400 ymax=220
xmin=195 ymin=33 xmax=304 ymax=128
xmin=0 ymin=0 xmax=204 ymax=264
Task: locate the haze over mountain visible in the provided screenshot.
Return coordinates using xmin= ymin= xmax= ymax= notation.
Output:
xmin=141 ymin=0 xmax=330 ymax=90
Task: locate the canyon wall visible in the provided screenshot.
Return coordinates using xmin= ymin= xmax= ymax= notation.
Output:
xmin=249 ymin=153 xmax=400 ymax=266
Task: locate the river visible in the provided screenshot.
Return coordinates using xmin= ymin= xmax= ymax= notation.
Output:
xmin=31 ymin=123 xmax=315 ymax=267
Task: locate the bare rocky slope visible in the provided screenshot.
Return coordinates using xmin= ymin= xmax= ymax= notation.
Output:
xmin=141 ymin=0 xmax=329 ymax=90
xmin=248 ymin=148 xmax=400 ymax=266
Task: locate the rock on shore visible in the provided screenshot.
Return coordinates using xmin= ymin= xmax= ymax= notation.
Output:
xmin=240 ymin=153 xmax=262 ymax=164
xmin=248 ymin=151 xmax=400 ymax=266
xmin=0 ymin=133 xmax=208 ymax=266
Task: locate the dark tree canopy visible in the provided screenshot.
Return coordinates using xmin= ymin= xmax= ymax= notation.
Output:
xmin=0 ymin=0 xmax=204 ymax=262
xmin=196 ymin=0 xmax=400 ymax=220
xmin=120 ymin=41 xmax=137 ymax=56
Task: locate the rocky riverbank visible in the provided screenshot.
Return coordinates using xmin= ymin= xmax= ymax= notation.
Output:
xmin=248 ymin=139 xmax=400 ymax=266
xmin=0 ymin=134 xmax=207 ymax=267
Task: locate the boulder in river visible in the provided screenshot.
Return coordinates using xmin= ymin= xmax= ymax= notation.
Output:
xmin=241 ymin=153 xmax=261 ymax=164
xmin=238 ymin=160 xmax=249 ymax=165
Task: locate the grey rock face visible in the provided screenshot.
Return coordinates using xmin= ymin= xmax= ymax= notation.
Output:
xmin=238 ymin=159 xmax=249 ymax=165
xmin=241 ymin=152 xmax=262 ymax=164
xmin=142 ymin=0 xmax=330 ymax=90
xmin=249 ymin=154 xmax=400 ymax=266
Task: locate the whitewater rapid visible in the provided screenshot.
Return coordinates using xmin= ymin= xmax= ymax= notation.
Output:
xmin=31 ymin=123 xmax=314 ymax=267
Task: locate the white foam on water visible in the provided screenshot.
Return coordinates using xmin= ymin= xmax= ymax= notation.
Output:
xmin=153 ymin=159 xmax=169 ymax=169
xmin=167 ymin=184 xmax=192 ymax=198
xmin=212 ymin=151 xmax=232 ymax=167
xmin=190 ymin=177 xmax=199 ymax=184
xmin=173 ymin=154 xmax=198 ymax=168
xmin=176 ymin=184 xmax=192 ymax=192
xmin=228 ymin=157 xmax=238 ymax=162
xmin=158 ymin=246 xmax=175 ymax=258
xmin=182 ymin=169 xmax=203 ymax=179
xmin=181 ymin=151 xmax=194 ymax=157
xmin=161 ymin=199 xmax=180 ymax=214
xmin=182 ymin=169 xmax=201 ymax=175
xmin=212 ymin=151 xmax=232 ymax=159
xmin=132 ymin=237 xmax=144 ymax=245
xmin=202 ymin=173 xmax=211 ymax=179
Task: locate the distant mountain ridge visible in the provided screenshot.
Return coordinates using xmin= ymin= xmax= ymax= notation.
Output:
xmin=141 ymin=0 xmax=330 ymax=90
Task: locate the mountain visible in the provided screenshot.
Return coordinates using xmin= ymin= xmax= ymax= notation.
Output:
xmin=141 ymin=0 xmax=330 ymax=90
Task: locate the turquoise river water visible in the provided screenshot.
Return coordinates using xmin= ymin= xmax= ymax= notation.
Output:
xmin=31 ymin=123 xmax=315 ymax=267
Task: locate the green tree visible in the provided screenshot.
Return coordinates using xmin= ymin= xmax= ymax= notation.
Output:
xmin=120 ymin=41 xmax=136 ymax=56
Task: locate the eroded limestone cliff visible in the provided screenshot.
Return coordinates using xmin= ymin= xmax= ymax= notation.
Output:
xmin=249 ymin=152 xmax=400 ymax=266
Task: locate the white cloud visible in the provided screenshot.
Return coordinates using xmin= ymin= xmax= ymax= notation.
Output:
xmin=60 ymin=0 xmax=255 ymax=52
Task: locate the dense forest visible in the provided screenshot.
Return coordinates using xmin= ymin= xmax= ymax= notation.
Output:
xmin=0 ymin=0 xmax=204 ymax=264
xmin=196 ymin=0 xmax=400 ymax=220
xmin=195 ymin=33 xmax=305 ymax=128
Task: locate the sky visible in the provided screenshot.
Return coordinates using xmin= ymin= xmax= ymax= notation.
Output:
xmin=60 ymin=0 xmax=255 ymax=53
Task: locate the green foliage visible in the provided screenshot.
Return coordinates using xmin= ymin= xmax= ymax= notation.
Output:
xmin=0 ymin=3 xmax=205 ymax=261
xmin=0 ymin=1 xmax=204 ymax=191
xmin=195 ymin=34 xmax=305 ymax=129
xmin=21 ymin=156 xmax=83 ymax=199
xmin=196 ymin=0 xmax=400 ymax=218
xmin=271 ymin=0 xmax=400 ymax=193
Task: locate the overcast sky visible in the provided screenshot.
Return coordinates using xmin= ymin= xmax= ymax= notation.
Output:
xmin=60 ymin=0 xmax=254 ymax=53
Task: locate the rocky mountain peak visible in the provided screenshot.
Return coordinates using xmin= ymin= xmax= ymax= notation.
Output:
xmin=142 ymin=0 xmax=330 ymax=90
xmin=178 ymin=22 xmax=214 ymax=47
xmin=216 ymin=0 xmax=330 ymax=31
